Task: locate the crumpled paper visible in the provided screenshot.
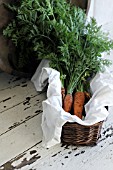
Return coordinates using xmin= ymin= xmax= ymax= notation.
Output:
xmin=31 ymin=59 xmax=113 ymax=148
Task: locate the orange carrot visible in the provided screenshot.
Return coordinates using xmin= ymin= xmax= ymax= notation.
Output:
xmin=63 ymin=94 xmax=73 ymax=112
xmin=61 ymin=87 xmax=66 ymax=107
xmin=73 ymin=91 xmax=85 ymax=119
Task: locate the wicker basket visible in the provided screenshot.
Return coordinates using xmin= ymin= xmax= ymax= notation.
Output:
xmin=61 ymin=121 xmax=103 ymax=146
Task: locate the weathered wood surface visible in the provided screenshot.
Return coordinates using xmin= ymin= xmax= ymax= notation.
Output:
xmin=0 ymin=71 xmax=113 ymax=170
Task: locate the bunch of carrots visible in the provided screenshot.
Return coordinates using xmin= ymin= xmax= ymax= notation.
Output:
xmin=60 ymin=66 xmax=92 ymax=120
xmin=61 ymin=84 xmax=90 ymax=120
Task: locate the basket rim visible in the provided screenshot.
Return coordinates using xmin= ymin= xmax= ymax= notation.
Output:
xmin=63 ymin=120 xmax=104 ymax=128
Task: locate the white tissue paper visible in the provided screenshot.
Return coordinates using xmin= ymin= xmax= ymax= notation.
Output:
xmin=31 ymin=59 xmax=113 ymax=148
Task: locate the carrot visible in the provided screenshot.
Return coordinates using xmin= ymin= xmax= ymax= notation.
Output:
xmin=61 ymin=87 xmax=65 ymax=100
xmin=63 ymin=94 xmax=73 ymax=112
xmin=73 ymin=91 xmax=85 ymax=119
xmin=61 ymin=87 xmax=66 ymax=107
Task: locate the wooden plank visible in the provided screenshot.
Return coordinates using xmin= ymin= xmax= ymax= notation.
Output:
xmin=0 ymin=72 xmax=29 ymax=91
xmin=0 ymin=114 xmax=43 ymax=166
xmin=0 ymin=77 xmax=45 ymax=114
xmin=78 ymin=144 xmax=113 ymax=170
xmin=0 ymin=92 xmax=46 ymax=136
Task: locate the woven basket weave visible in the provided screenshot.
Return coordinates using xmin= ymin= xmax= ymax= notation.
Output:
xmin=61 ymin=121 xmax=103 ymax=146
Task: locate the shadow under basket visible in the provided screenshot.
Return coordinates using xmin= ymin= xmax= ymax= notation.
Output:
xmin=61 ymin=121 xmax=103 ymax=146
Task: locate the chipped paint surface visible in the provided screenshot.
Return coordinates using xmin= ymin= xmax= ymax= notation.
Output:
xmin=0 ymin=72 xmax=113 ymax=170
